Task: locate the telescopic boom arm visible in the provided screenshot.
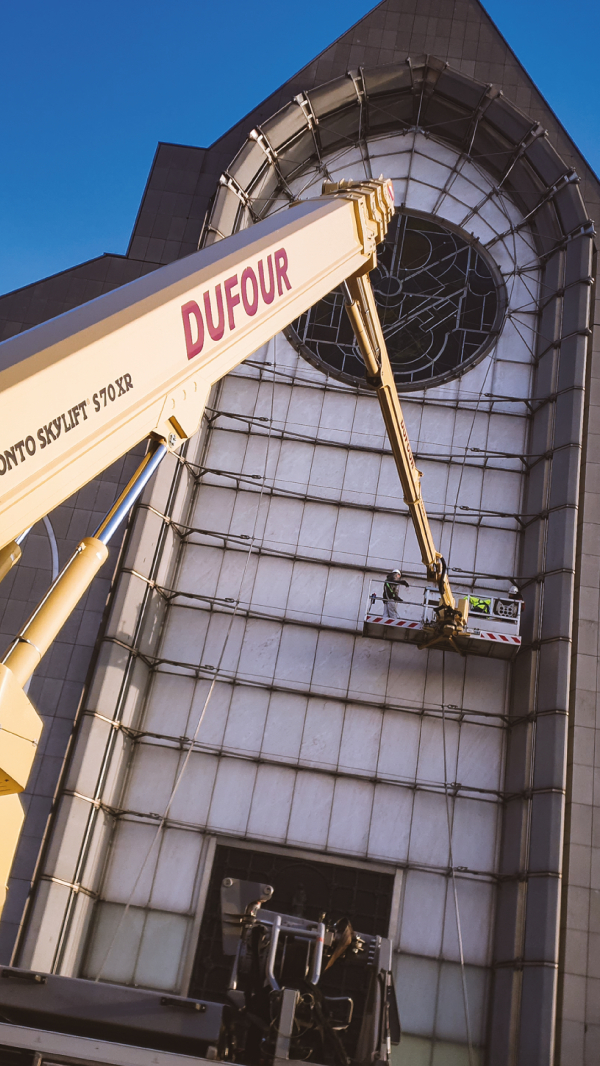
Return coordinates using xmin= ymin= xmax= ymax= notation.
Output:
xmin=0 ymin=178 xmax=465 ymax=913
xmin=341 ymin=257 xmax=469 ymax=640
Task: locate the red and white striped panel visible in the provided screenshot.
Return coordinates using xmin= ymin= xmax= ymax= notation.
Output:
xmin=365 ymin=615 xmax=423 ymax=630
xmin=474 ymin=631 xmax=521 ymax=646
xmin=365 ymin=615 xmax=521 ymax=645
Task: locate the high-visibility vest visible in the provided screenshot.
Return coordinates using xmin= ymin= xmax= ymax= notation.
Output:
xmin=469 ymin=595 xmax=491 ymax=614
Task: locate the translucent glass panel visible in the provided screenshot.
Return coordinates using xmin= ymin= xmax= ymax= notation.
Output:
xmin=395 ymin=954 xmax=489 ymax=1047
xmin=399 ymin=870 xmax=494 ymax=966
xmin=157 ymin=606 xmax=511 ymax=708
xmin=107 ymin=750 xmax=499 ymax=874
xmin=83 ymin=900 xmax=190 ymax=991
xmin=143 ymin=667 xmax=506 ymax=759
xmin=394 ymin=1033 xmax=483 ymax=1065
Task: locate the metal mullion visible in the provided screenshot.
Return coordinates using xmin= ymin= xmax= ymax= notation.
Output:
xmin=119 ymin=645 xmax=516 ymax=729
xmin=99 ymin=742 xmax=505 ymax=806
xmin=205 ymin=407 xmax=530 ymax=463
xmin=232 ymin=364 xmax=535 ymax=416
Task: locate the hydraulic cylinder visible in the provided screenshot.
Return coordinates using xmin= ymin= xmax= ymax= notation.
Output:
xmin=0 ymin=795 xmax=25 ymax=911
xmin=0 ymin=541 xmax=21 ymax=586
xmin=2 ymin=538 xmax=108 ymax=689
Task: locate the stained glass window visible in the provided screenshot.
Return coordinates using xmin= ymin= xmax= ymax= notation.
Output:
xmin=288 ymin=212 xmax=504 ymax=390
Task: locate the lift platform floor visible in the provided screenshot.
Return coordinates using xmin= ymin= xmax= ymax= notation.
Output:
xmin=363 ymin=612 xmax=521 ymax=659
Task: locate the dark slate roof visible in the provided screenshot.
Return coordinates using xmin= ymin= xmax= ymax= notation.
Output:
xmin=0 ymin=254 xmax=161 ymax=342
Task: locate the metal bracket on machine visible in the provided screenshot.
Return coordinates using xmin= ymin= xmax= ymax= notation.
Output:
xmin=219 ymin=877 xmax=400 ymax=1066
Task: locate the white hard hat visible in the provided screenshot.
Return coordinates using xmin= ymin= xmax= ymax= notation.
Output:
xmin=509 ymin=585 xmax=519 ymax=596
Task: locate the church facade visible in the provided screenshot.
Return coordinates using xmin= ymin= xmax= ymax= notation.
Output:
xmin=1 ymin=4 xmax=599 ymax=1064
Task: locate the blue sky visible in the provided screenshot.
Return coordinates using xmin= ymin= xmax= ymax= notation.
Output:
xmin=1 ymin=0 xmax=599 ymax=296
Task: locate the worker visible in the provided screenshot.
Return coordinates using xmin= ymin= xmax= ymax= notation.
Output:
xmin=383 ymin=568 xmax=409 ymax=618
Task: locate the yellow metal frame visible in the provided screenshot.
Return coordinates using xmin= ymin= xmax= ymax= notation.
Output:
xmin=0 ymin=181 xmax=393 ymax=549
xmin=343 ymin=268 xmax=469 ymax=643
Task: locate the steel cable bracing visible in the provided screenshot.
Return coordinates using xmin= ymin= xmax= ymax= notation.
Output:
xmin=177 ymin=463 xmax=525 ymax=526
xmin=133 ymin=503 xmax=532 ymax=586
xmin=236 ymin=359 xmax=539 ymax=420
xmin=188 ymin=464 xmax=528 ymax=526
xmin=93 ymin=640 xmax=514 ymax=727
xmin=205 ymin=405 xmax=533 ymax=465
xmin=59 ymin=724 xmax=512 ymax=809
xmin=187 ymin=468 xmax=527 ymax=532
xmin=92 ymin=632 xmax=516 ymax=727
xmin=43 ymin=845 xmax=498 ymax=894
xmin=91 ymin=337 xmax=279 ymax=984
xmin=81 ymin=728 xmax=507 ymax=799
xmin=197 ymin=424 xmax=530 ymax=472
xmin=122 ymin=559 xmax=518 ymax=605
xmin=441 ymin=651 xmax=475 ymax=1066
xmin=237 ymin=359 xmax=533 ymax=412
xmin=142 ymin=513 xmax=527 ymax=583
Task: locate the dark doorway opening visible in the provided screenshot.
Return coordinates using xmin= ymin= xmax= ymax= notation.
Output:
xmin=189 ymin=844 xmax=395 ymax=1058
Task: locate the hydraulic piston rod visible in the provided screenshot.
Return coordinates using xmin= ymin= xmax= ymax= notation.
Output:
xmin=2 ymin=439 xmax=167 ymax=689
xmin=2 ymin=537 xmax=109 ymax=688
xmin=0 ymin=430 xmax=167 ymax=880
xmin=0 ymin=541 xmax=22 ymax=586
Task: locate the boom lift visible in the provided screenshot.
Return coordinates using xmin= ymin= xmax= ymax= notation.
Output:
xmin=0 ymin=178 xmax=520 ymax=931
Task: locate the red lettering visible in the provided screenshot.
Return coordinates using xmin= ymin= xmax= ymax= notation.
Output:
xmin=274 ymin=248 xmax=291 ymax=296
xmin=241 ymin=266 xmax=259 ymax=317
xmin=258 ymin=256 xmax=275 ymax=304
xmin=181 ymin=301 xmax=204 ymax=360
xmin=224 ymin=275 xmax=240 ymax=330
xmin=203 ymin=285 xmax=225 ymax=341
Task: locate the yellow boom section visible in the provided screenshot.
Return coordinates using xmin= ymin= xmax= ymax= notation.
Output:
xmin=0 ymin=178 xmax=467 ymax=913
xmin=0 ymin=182 xmax=395 ymax=907
xmin=341 ymin=264 xmax=469 ymax=641
xmin=0 ymin=181 xmax=393 ymax=551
